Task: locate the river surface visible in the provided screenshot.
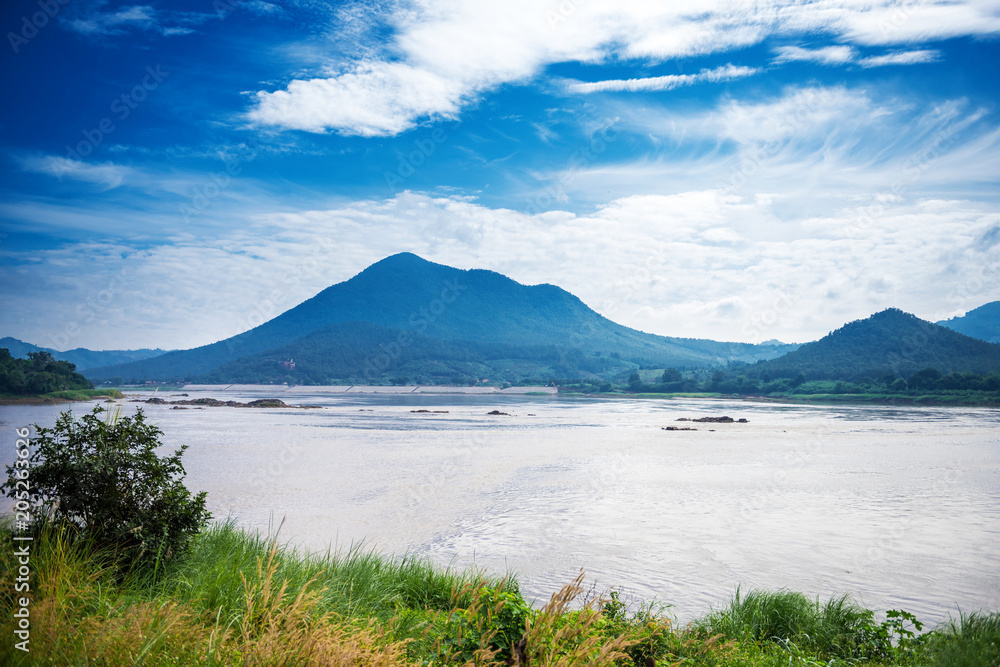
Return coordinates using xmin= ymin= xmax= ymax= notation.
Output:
xmin=2 ymin=389 xmax=998 ymax=627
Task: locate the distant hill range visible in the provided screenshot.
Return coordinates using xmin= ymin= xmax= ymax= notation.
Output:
xmin=0 ymin=337 xmax=168 ymax=371
xmin=937 ymin=301 xmax=1000 ymax=343
xmin=82 ymin=253 xmax=797 ymax=383
xmin=747 ymin=308 xmax=1000 ymax=381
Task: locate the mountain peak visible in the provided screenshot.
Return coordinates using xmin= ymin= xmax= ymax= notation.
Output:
xmin=351 ymin=252 xmax=454 ymax=283
xmin=868 ymin=307 xmax=917 ymax=324
xmin=751 ymin=308 xmax=1000 ymax=380
xmin=828 ymin=308 xmax=921 ymax=337
xmin=373 ymin=251 xmax=429 ymax=266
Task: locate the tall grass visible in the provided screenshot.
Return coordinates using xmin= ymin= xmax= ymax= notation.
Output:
xmin=924 ymin=610 xmax=1000 ymax=667
xmin=0 ymin=520 xmax=504 ymax=666
xmin=152 ymin=519 xmax=510 ymax=625
xmin=696 ymin=587 xmax=886 ymax=660
xmin=3 ymin=521 xmax=999 ymax=666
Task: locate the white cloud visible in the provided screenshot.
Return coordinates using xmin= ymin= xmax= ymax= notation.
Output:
xmin=21 ymin=156 xmax=132 ymax=190
xmin=710 ymin=86 xmax=877 ymax=144
xmin=249 ymin=0 xmax=1000 ymax=135
xmin=64 ymin=5 xmax=158 ymax=35
xmin=565 ymin=64 xmax=760 ymax=94
xmin=836 ymin=1 xmax=1000 ymax=45
xmin=859 ymin=49 xmax=941 ymax=67
xmin=62 ymin=2 xmax=211 ymax=38
xmin=772 ymin=45 xmax=856 ymax=65
xmin=771 ymin=45 xmax=940 ymax=68
xmin=249 ymin=61 xmax=467 ymax=136
xmin=245 ymin=1 xmax=284 ymax=17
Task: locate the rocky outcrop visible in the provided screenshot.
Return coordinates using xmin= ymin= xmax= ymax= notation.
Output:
xmin=134 ymin=397 xmax=294 ymax=408
xmin=676 ymin=416 xmax=748 ymax=423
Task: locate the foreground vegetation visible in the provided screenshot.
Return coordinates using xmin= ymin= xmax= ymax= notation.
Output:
xmin=1 ymin=522 xmax=998 ymax=666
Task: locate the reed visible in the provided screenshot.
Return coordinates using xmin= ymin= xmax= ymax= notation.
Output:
xmin=924 ymin=610 xmax=1000 ymax=667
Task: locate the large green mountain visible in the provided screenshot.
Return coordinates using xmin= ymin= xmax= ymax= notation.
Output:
xmin=747 ymin=308 xmax=1000 ymax=381
xmin=937 ymin=301 xmax=1000 ymax=343
xmin=0 ymin=337 xmax=168 ymax=371
xmin=84 ymin=253 xmax=795 ymax=382
xmin=202 ymin=321 xmax=636 ymax=385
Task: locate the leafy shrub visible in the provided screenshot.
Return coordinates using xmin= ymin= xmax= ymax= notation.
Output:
xmin=1 ymin=405 xmax=210 ymax=568
xmin=599 ymin=591 xmax=674 ymax=666
xmin=436 ymin=584 xmax=532 ymax=663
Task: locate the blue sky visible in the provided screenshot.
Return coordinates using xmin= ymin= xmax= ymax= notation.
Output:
xmin=1 ymin=0 xmax=999 ymax=351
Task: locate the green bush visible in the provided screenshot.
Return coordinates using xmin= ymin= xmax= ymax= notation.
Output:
xmin=437 ymin=584 xmax=532 ymax=663
xmin=599 ymin=591 xmax=674 ymax=666
xmin=2 ymin=405 xmax=210 ymax=569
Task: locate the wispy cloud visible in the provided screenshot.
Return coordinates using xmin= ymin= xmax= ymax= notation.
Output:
xmin=520 ymin=85 xmax=1000 ymax=222
xmin=61 ymin=2 xmax=211 ymax=38
xmin=245 ymin=1 xmax=285 ymax=17
xmin=564 ymin=64 xmax=760 ymax=94
xmin=773 ymin=45 xmax=856 ymax=65
xmin=773 ymin=45 xmax=940 ymax=68
xmin=64 ymin=4 xmax=158 ymax=35
xmin=21 ymin=156 xmax=132 ymax=190
xmin=859 ymin=49 xmax=941 ymax=68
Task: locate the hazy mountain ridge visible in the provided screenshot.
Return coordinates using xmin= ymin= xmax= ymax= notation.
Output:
xmin=747 ymin=308 xmax=1000 ymax=381
xmin=937 ymin=301 xmax=1000 ymax=343
xmin=83 ymin=253 xmax=796 ymax=382
xmin=0 ymin=337 xmax=168 ymax=371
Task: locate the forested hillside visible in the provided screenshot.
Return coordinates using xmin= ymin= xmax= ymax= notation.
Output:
xmin=203 ymin=321 xmax=634 ymax=385
xmin=747 ymin=309 xmax=1000 ymax=381
xmin=0 ymin=349 xmax=93 ymax=395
